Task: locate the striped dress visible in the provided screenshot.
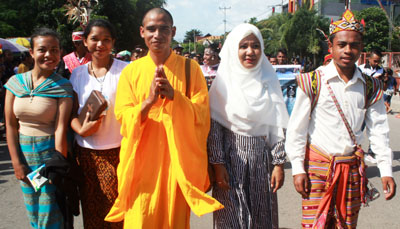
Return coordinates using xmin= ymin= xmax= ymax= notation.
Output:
xmin=208 ymin=119 xmax=286 ymax=229
xmin=4 ymin=72 xmax=73 ymax=228
xmin=19 ymin=135 xmax=64 ymax=229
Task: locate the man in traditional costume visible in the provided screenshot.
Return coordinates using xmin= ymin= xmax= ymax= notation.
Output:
xmin=63 ymin=31 xmax=91 ymax=74
xmin=286 ymin=10 xmax=396 ymax=229
xmin=105 ymin=8 xmax=223 ymax=228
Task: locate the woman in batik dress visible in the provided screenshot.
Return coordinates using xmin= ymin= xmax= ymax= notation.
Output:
xmin=70 ymin=19 xmax=127 ymax=228
xmin=208 ymin=23 xmax=289 ymax=229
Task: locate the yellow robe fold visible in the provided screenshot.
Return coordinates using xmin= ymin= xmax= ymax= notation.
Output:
xmin=105 ymin=52 xmax=223 ymax=228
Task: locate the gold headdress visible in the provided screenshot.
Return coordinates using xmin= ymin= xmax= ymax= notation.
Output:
xmin=329 ymin=10 xmax=364 ymax=36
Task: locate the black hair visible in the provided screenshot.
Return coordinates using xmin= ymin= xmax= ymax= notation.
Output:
xmin=386 ymin=68 xmax=393 ymax=76
xmin=277 ymin=48 xmax=287 ymax=56
xmin=329 ymin=33 xmax=336 ymax=44
xmin=329 ymin=32 xmax=363 ymax=43
xmin=84 ymin=19 xmax=116 ymax=40
xmin=370 ymin=49 xmax=383 ymax=58
xmin=20 ymin=52 xmax=29 ymax=61
xmin=30 ymin=27 xmax=60 ymax=50
xmin=142 ymin=8 xmax=173 ymax=26
xmin=205 ymin=43 xmax=220 ymax=57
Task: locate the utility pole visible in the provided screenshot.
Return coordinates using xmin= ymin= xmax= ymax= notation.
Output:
xmin=389 ymin=2 xmax=394 ymax=51
xmin=193 ymin=30 xmax=197 ymax=53
xmin=219 ymin=5 xmax=231 ymax=41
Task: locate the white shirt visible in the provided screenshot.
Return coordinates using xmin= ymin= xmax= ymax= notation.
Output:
xmin=358 ymin=63 xmax=384 ymax=78
xmin=70 ymin=58 xmax=128 ymax=150
xmin=285 ymin=61 xmax=393 ymax=177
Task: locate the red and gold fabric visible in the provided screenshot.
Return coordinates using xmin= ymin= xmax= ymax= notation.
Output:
xmin=72 ymin=31 xmax=84 ymax=41
xmin=329 ymin=10 xmax=364 ymax=36
xmin=302 ymin=144 xmax=365 ymax=229
xmin=63 ymin=52 xmax=92 ymax=73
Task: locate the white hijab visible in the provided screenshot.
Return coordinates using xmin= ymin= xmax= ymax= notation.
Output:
xmin=209 ymin=23 xmax=289 ymax=137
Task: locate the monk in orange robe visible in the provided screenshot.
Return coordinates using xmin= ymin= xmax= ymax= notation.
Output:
xmin=105 ymin=8 xmax=223 ymax=228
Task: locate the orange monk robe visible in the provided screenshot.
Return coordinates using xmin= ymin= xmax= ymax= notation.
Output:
xmin=105 ymin=52 xmax=223 ymax=228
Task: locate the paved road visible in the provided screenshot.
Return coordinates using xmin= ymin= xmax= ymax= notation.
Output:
xmin=1 ymin=97 xmax=400 ymax=228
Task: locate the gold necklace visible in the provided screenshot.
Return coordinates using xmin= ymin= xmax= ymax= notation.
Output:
xmin=90 ymin=57 xmax=113 ymax=92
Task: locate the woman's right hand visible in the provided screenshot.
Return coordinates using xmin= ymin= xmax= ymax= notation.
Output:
xmin=213 ymin=164 xmax=230 ymax=191
xmin=79 ymin=112 xmax=103 ymax=137
xmin=13 ymin=162 xmax=30 ymax=184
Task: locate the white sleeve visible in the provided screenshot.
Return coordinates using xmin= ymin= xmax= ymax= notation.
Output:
xmin=365 ymin=99 xmax=393 ymax=177
xmin=69 ymin=68 xmax=79 ymax=93
xmin=285 ymin=87 xmax=312 ymax=175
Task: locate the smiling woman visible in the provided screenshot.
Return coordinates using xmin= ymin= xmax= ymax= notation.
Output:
xmin=208 ymin=23 xmax=289 ymax=228
xmin=4 ymin=28 xmax=73 ymax=229
xmin=70 ymin=19 xmax=128 ymax=229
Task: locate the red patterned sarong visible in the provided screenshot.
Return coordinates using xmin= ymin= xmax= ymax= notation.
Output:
xmin=301 ymin=144 xmax=366 ymax=229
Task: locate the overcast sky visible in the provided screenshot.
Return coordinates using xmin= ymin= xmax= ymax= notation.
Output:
xmin=165 ymin=0 xmax=287 ymax=42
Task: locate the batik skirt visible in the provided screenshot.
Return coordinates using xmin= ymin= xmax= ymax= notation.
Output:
xmin=75 ymin=145 xmax=123 ymax=229
xmin=19 ymin=134 xmax=64 ymax=229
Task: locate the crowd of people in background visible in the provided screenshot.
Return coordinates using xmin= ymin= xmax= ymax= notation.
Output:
xmin=0 ymin=6 xmax=398 ymax=229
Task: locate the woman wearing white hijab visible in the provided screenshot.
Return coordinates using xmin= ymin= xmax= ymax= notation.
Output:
xmin=208 ymin=23 xmax=289 ymax=228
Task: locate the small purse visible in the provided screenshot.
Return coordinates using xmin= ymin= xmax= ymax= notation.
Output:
xmin=365 ymin=181 xmax=380 ymax=205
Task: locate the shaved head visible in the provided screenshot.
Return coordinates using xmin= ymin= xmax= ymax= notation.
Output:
xmin=142 ymin=8 xmax=173 ymax=26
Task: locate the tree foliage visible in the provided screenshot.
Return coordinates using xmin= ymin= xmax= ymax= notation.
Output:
xmin=354 ymin=7 xmax=389 ymax=52
xmin=0 ymin=0 xmax=166 ymax=53
xmin=184 ymin=29 xmax=203 ymax=43
xmin=255 ymin=3 xmax=329 ymax=66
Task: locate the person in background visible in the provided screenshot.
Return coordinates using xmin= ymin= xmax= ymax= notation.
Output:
xmin=323 ymin=53 xmax=332 ymax=66
xmin=70 ymin=19 xmax=127 ymax=228
xmin=0 ymin=53 xmax=5 ymax=128
xmin=359 ymin=49 xmax=385 ymax=162
xmin=208 ymin=23 xmax=289 ymax=228
xmin=173 ymin=44 xmax=184 ymax=55
xmin=196 ymin=53 xmax=203 ymax=64
xmin=192 ymin=54 xmax=201 ymax=64
xmin=131 ymin=45 xmax=146 ymax=62
xmin=105 ymin=8 xmax=223 ymax=228
xmin=183 ymin=52 xmax=190 ymax=58
xmin=359 ymin=49 xmax=384 ymax=78
xmin=17 ymin=52 xmax=33 ymax=73
xmin=63 ymin=31 xmax=92 ymax=75
xmin=3 ymin=49 xmax=15 ymax=84
xmin=5 ymin=27 xmax=73 ymax=228
xmin=266 ymin=53 xmax=271 ymax=61
xmin=286 ymin=10 xmax=396 ymax=228
xmin=269 ymin=55 xmax=277 ymax=65
xmin=382 ymin=68 xmax=397 ymax=113
xmin=276 ymin=48 xmax=288 ymax=65
xmin=201 ymin=44 xmax=220 ymax=89
xmin=292 ymin=57 xmax=300 ymax=65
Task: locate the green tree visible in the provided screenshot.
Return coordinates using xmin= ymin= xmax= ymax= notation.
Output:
xmin=255 ymin=3 xmax=329 ymax=66
xmin=247 ymin=17 xmax=258 ymax=25
xmin=354 ymin=7 xmax=389 ymax=52
xmin=184 ymin=29 xmax=203 ymax=43
xmin=256 ymin=13 xmax=291 ymax=55
xmin=0 ymin=0 xmax=166 ymax=52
